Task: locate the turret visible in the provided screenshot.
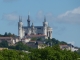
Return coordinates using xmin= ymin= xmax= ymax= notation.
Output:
xmin=27 ymin=15 xmax=30 ymax=27
xmin=31 ymin=23 xmax=36 ymax=35
xmin=31 ymin=23 xmax=34 ymax=32
xmin=43 ymin=16 xmax=48 ymax=36
xmin=18 ymin=16 xmax=23 ymax=40
xmin=43 ymin=16 xmax=48 ymax=27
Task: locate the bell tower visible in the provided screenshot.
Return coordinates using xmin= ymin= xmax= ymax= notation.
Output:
xmin=43 ymin=16 xmax=48 ymax=36
xmin=43 ymin=16 xmax=48 ymax=27
xmin=18 ymin=16 xmax=23 ymax=40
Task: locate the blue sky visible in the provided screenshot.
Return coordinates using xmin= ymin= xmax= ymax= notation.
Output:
xmin=0 ymin=0 xmax=80 ymax=47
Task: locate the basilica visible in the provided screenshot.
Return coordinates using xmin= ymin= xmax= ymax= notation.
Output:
xmin=18 ymin=15 xmax=53 ymax=40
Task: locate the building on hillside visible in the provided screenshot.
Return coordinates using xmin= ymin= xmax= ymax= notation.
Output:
xmin=18 ymin=15 xmax=53 ymax=41
xmin=26 ymin=41 xmax=46 ymax=49
xmin=60 ymin=44 xmax=79 ymax=52
xmin=0 ymin=48 xmax=8 ymax=50
xmin=21 ymin=38 xmax=31 ymax=43
xmin=0 ymin=37 xmax=15 ymax=46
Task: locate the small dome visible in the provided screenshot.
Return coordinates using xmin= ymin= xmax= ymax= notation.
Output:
xmin=47 ymin=26 xmax=52 ymax=30
xmin=48 ymin=26 xmax=51 ymax=28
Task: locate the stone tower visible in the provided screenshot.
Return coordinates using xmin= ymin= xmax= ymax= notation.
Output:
xmin=43 ymin=16 xmax=48 ymax=36
xmin=18 ymin=16 xmax=23 ymax=40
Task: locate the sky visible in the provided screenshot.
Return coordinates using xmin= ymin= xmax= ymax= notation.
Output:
xmin=0 ymin=0 xmax=80 ymax=47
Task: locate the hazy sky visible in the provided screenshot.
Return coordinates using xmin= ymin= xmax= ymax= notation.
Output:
xmin=0 ymin=0 xmax=80 ymax=47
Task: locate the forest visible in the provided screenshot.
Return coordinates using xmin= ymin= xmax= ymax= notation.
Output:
xmin=0 ymin=45 xmax=80 ymax=60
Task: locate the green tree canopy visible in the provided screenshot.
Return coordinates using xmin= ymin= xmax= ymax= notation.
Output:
xmin=0 ymin=40 xmax=8 ymax=47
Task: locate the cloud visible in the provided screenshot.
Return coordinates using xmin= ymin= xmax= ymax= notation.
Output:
xmin=37 ymin=7 xmax=80 ymax=24
xmin=36 ymin=11 xmax=55 ymax=21
xmin=3 ymin=13 xmax=19 ymax=21
xmin=57 ymin=7 xmax=80 ymax=24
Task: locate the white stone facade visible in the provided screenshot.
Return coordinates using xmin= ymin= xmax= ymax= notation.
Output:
xmin=60 ymin=44 xmax=79 ymax=52
xmin=18 ymin=15 xmax=53 ymax=40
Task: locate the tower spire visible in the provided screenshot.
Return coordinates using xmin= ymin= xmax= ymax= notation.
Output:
xmin=28 ymin=15 xmax=30 ymax=20
xmin=32 ymin=22 xmax=34 ymax=27
xmin=19 ymin=16 xmax=22 ymax=22
xmin=44 ymin=16 xmax=46 ymax=22
xmin=27 ymin=14 xmax=30 ymax=27
xmin=28 ymin=12 xmax=30 ymax=20
xmin=19 ymin=16 xmax=20 ymax=22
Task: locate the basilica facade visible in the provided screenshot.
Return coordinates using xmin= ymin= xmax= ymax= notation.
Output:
xmin=18 ymin=15 xmax=52 ymax=40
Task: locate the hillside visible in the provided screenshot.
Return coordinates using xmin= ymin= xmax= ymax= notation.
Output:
xmin=0 ymin=45 xmax=80 ymax=60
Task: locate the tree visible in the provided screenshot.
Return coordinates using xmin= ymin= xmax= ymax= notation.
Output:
xmin=0 ymin=32 xmax=17 ymax=37
xmin=15 ymin=41 xmax=31 ymax=51
xmin=37 ymin=38 xmax=43 ymax=41
xmin=31 ymin=37 xmax=37 ymax=41
xmin=60 ymin=41 xmax=67 ymax=45
xmin=30 ymin=45 xmax=80 ymax=60
xmin=4 ymin=32 xmax=8 ymax=37
xmin=7 ymin=32 xmax=12 ymax=37
xmin=0 ymin=40 xmax=8 ymax=47
xmin=0 ymin=49 xmax=30 ymax=60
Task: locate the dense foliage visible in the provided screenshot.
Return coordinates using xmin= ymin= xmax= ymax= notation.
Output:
xmin=45 ymin=38 xmax=67 ymax=46
xmin=0 ymin=45 xmax=80 ymax=60
xmin=31 ymin=37 xmax=67 ymax=46
xmin=0 ymin=32 xmax=16 ymax=37
xmin=0 ymin=40 xmax=8 ymax=48
xmin=0 ymin=41 xmax=31 ymax=51
xmin=30 ymin=45 xmax=80 ymax=60
xmin=8 ymin=42 xmax=31 ymax=51
xmin=0 ymin=49 xmax=30 ymax=60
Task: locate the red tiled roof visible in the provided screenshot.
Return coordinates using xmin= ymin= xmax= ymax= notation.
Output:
xmin=29 ymin=41 xmax=36 ymax=42
xmin=60 ymin=44 xmax=67 ymax=46
xmin=26 ymin=34 xmax=47 ymax=38
xmin=0 ymin=37 xmax=12 ymax=40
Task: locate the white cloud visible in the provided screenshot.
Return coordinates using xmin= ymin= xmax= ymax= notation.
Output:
xmin=58 ymin=7 xmax=80 ymax=18
xmin=3 ymin=13 xmax=19 ymax=21
xmin=57 ymin=7 xmax=80 ymax=24
xmin=36 ymin=7 xmax=80 ymax=24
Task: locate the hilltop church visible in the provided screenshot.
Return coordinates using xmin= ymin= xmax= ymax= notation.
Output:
xmin=18 ymin=15 xmax=53 ymax=40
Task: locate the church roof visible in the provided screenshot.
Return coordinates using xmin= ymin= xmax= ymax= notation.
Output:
xmin=25 ymin=34 xmax=46 ymax=38
xmin=34 ymin=26 xmax=43 ymax=28
xmin=23 ymin=26 xmax=43 ymax=29
xmin=22 ymin=26 xmax=28 ymax=29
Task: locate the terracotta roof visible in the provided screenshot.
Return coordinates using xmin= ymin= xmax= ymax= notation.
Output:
xmin=22 ymin=38 xmax=29 ymax=40
xmin=26 ymin=34 xmax=46 ymax=38
xmin=29 ymin=41 xmax=36 ymax=42
xmin=60 ymin=44 xmax=67 ymax=46
xmin=0 ymin=37 xmax=12 ymax=40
